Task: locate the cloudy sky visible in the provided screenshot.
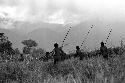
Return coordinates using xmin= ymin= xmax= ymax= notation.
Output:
xmin=0 ymin=0 xmax=125 ymax=25
xmin=0 ymin=0 xmax=125 ymax=51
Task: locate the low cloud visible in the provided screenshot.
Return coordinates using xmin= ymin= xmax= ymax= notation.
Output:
xmin=0 ymin=0 xmax=125 ymax=26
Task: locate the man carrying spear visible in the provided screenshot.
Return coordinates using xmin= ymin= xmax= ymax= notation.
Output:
xmin=51 ymin=43 xmax=65 ymax=64
xmin=100 ymin=41 xmax=108 ymax=60
xmin=75 ymin=46 xmax=82 ymax=60
xmin=100 ymin=28 xmax=112 ymax=60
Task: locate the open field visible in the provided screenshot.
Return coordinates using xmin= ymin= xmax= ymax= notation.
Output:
xmin=0 ymin=50 xmax=125 ymax=83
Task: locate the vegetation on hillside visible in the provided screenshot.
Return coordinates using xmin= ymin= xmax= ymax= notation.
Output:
xmin=0 ymin=33 xmax=125 ymax=83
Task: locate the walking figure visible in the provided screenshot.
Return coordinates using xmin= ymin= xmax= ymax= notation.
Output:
xmin=100 ymin=42 xmax=108 ymax=60
xmin=75 ymin=46 xmax=82 ymax=60
xmin=51 ymin=43 xmax=65 ymax=64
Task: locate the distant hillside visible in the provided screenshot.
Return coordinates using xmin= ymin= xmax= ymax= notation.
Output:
xmin=1 ymin=19 xmax=125 ymax=52
xmin=27 ymin=28 xmax=64 ymax=51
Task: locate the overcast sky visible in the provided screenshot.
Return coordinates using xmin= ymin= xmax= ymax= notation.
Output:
xmin=0 ymin=0 xmax=125 ymax=25
xmin=1 ymin=0 xmax=125 ymax=51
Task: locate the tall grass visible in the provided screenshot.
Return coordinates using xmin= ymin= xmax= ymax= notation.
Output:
xmin=0 ymin=47 xmax=125 ymax=83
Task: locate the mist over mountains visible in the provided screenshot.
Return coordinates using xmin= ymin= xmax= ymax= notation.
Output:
xmin=0 ymin=19 xmax=125 ymax=53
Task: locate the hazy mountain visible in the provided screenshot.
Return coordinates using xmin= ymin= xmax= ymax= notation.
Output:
xmin=0 ymin=27 xmax=64 ymax=52
xmin=11 ymin=21 xmax=66 ymax=35
xmin=1 ymin=19 xmax=125 ymax=52
xmin=0 ymin=21 xmax=72 ymax=52
xmin=27 ymin=28 xmax=64 ymax=51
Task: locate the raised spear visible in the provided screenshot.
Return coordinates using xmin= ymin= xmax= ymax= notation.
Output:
xmin=105 ymin=28 xmax=112 ymax=44
xmin=80 ymin=25 xmax=94 ymax=47
xmin=62 ymin=26 xmax=72 ymax=47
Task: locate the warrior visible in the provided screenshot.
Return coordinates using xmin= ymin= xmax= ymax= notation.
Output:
xmin=51 ymin=43 xmax=65 ymax=64
xmin=75 ymin=46 xmax=82 ymax=60
xmin=100 ymin=41 xmax=108 ymax=60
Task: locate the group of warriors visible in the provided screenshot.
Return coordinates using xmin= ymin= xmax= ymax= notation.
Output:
xmin=39 ymin=41 xmax=109 ymax=65
xmin=0 ymin=33 xmax=114 ymax=64
xmin=0 ymin=39 xmax=111 ymax=65
xmin=0 ymin=26 xmax=113 ymax=65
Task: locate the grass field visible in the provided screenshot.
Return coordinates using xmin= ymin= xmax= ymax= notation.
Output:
xmin=0 ymin=50 xmax=125 ymax=83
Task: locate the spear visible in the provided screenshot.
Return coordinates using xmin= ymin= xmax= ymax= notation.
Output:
xmin=80 ymin=25 xmax=94 ymax=47
xmin=105 ymin=28 xmax=112 ymax=44
xmin=62 ymin=26 xmax=72 ymax=47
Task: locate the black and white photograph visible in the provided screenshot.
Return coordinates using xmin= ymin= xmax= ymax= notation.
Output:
xmin=0 ymin=0 xmax=125 ymax=83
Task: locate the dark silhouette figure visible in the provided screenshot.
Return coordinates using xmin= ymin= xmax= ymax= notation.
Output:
xmin=100 ymin=42 xmax=108 ymax=60
xmin=75 ymin=46 xmax=82 ymax=60
xmin=51 ymin=43 xmax=64 ymax=64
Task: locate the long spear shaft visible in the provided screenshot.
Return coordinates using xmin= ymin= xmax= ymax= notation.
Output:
xmin=105 ymin=28 xmax=112 ymax=44
xmin=62 ymin=27 xmax=72 ymax=47
xmin=80 ymin=25 xmax=94 ymax=47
